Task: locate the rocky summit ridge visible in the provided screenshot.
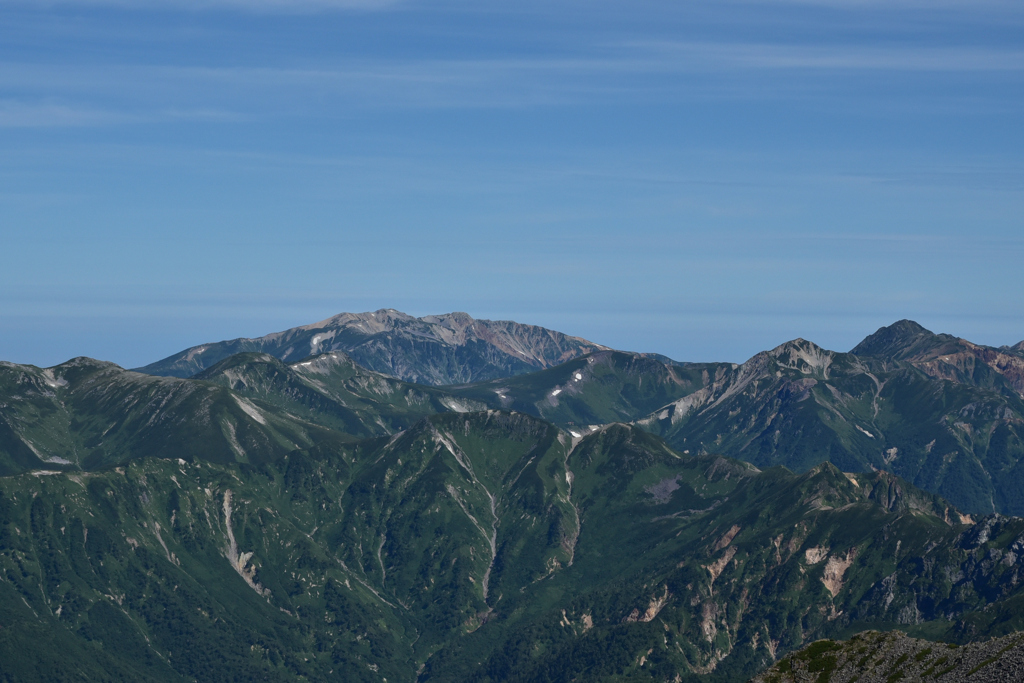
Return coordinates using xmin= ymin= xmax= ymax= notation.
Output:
xmin=853 ymin=320 xmax=1024 ymax=399
xmin=136 ymin=309 xmax=608 ymax=385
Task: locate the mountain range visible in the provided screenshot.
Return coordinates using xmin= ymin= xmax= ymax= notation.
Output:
xmin=133 ymin=314 xmax=1024 ymax=516
xmin=2 ymin=311 xmax=1024 ymax=682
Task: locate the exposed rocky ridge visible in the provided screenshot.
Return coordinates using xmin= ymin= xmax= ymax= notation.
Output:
xmin=136 ymin=309 xmax=609 ymax=385
xmin=748 ymin=630 xmax=1024 ymax=683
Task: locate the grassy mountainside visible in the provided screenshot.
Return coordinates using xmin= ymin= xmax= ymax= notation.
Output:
xmin=5 ymin=413 xmax=1024 ymax=681
xmin=173 ymin=341 xmax=1024 ymax=519
xmin=447 ymin=350 xmax=729 ymax=429
xmin=6 ymin=319 xmax=1024 ymax=681
xmin=434 ymin=328 xmax=1024 ymax=517
xmin=136 ymin=309 xmax=608 ymax=385
xmin=0 ymin=358 xmax=341 ymax=476
xmin=193 ymin=351 xmax=478 ymax=437
xmin=422 ymin=431 xmax=1024 ymax=682
xmin=12 ymin=330 xmax=1024 ymax=521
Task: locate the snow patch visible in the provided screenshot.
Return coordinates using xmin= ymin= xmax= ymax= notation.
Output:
xmin=40 ymin=369 xmax=68 ymax=389
xmin=440 ymin=396 xmax=477 ymax=413
xmin=551 ymin=388 xmax=561 ymax=396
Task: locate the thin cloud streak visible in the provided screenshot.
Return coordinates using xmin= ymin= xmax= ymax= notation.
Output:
xmin=0 ymin=99 xmax=241 ymax=127
xmin=0 ymin=38 xmax=1021 ymax=127
xmin=634 ymin=41 xmax=1024 ymax=72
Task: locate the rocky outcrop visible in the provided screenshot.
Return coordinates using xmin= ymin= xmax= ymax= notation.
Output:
xmin=748 ymin=630 xmax=1024 ymax=683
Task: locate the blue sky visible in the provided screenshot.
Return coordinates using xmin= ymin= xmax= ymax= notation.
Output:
xmin=2 ymin=0 xmax=1023 ymax=368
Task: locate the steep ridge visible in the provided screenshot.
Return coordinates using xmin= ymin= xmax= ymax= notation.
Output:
xmin=0 ymin=358 xmax=341 ymax=475
xmin=634 ymin=339 xmax=1024 ymax=516
xmin=853 ymin=320 xmax=1024 ymax=398
xmin=136 ymin=309 xmax=608 ymax=385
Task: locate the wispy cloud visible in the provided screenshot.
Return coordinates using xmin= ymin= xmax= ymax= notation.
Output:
xmin=0 ymin=97 xmax=242 ymax=127
xmin=0 ymin=36 xmax=1020 ymax=127
xmin=634 ymin=41 xmax=1024 ymax=72
xmin=0 ymin=100 xmax=133 ymax=126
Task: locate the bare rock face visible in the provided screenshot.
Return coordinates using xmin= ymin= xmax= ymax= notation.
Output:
xmin=135 ymin=309 xmax=608 ymax=385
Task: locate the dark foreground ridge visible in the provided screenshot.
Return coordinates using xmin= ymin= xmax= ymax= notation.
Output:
xmin=749 ymin=630 xmax=1024 ymax=683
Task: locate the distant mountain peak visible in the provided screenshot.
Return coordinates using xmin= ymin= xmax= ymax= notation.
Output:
xmin=771 ymin=337 xmax=820 ymax=353
xmin=886 ymin=319 xmax=929 ymax=335
xmin=851 ymin=320 xmax=1024 ymax=398
xmin=768 ymin=338 xmax=835 ymax=376
xmin=850 ymin=319 xmax=936 ymax=358
xmin=137 ymin=309 xmax=609 ymax=385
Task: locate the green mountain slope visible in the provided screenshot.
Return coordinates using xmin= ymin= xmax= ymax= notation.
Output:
xmin=193 ymin=351 xmax=478 ymax=437
xmin=136 ymin=309 xmax=608 ymax=385
xmin=634 ymin=339 xmax=1024 ymax=516
xmin=5 ymin=412 xmax=1024 ymax=682
xmin=187 ymin=334 xmax=1024 ymax=518
xmin=447 ymin=350 xmax=729 ymax=430
xmin=0 ymin=357 xmax=342 ymax=476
